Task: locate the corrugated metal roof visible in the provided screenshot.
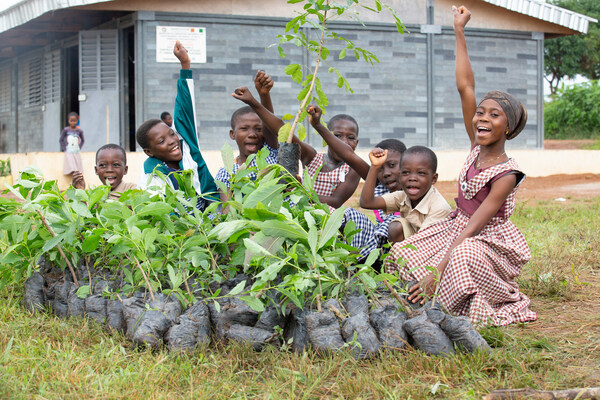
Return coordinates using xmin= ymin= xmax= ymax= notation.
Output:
xmin=0 ymin=0 xmax=112 ymax=33
xmin=481 ymin=0 xmax=597 ymax=33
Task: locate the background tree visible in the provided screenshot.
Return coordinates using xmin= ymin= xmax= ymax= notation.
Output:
xmin=545 ymin=0 xmax=600 ymax=94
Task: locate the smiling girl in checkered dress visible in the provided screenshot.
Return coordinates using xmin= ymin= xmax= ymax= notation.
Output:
xmin=385 ymin=6 xmax=537 ymax=326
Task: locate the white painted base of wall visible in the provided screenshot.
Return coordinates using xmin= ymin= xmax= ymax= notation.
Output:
xmin=1 ymin=149 xmax=599 ymax=190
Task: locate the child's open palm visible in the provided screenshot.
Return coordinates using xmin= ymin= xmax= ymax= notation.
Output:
xmin=452 ymin=5 xmax=471 ymax=28
xmin=173 ymin=40 xmax=191 ymax=69
xmin=369 ymin=148 xmax=388 ymax=167
xmin=254 ymin=71 xmax=273 ymax=96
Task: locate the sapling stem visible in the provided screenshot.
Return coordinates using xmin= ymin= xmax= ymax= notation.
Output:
xmin=329 ymin=304 xmax=347 ymax=321
xmin=36 ymin=210 xmax=79 ymax=286
xmin=384 ymin=280 xmax=414 ymax=317
xmin=127 ymin=254 xmax=155 ymax=301
xmin=286 ymin=5 xmax=329 ymax=143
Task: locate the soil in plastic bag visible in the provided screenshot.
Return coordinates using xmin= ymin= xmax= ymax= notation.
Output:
xmin=305 ymin=305 xmax=345 ymax=354
xmin=370 ymin=304 xmax=408 ymax=350
xmin=166 ymin=300 xmax=212 ymax=351
xmin=403 ymin=313 xmax=454 ymax=356
xmin=106 ymin=298 xmax=126 ymax=333
xmin=341 ymin=312 xmax=381 ymax=359
xmin=277 ymin=142 xmax=300 ymax=177
xmin=284 ymin=307 xmax=309 ymax=353
xmin=23 ymin=272 xmax=45 ymax=312
xmin=226 ymin=324 xmax=277 ymax=351
xmin=67 ymin=286 xmax=86 ymax=318
xmin=343 ymin=293 xmax=369 ymax=316
xmin=53 ymin=281 xmax=72 ymax=318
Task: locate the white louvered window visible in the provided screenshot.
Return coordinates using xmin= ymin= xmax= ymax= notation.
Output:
xmin=0 ymin=67 xmax=10 ymax=113
xmin=44 ymin=50 xmax=61 ymax=105
xmin=24 ymin=57 xmax=43 ymax=108
xmin=80 ymin=30 xmax=118 ymax=92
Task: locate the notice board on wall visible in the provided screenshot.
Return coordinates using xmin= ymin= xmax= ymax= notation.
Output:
xmin=156 ymin=26 xmax=207 ymax=63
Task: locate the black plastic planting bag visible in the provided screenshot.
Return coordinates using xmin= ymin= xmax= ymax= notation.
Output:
xmin=403 ymin=313 xmax=454 ymax=356
xmin=226 ymin=324 xmax=277 ymax=351
xmin=343 ymin=294 xmax=369 ymax=316
xmin=255 ymin=305 xmax=286 ymax=332
xmin=85 ymin=294 xmax=107 ymax=324
xmin=370 ymin=304 xmax=408 ymax=350
xmin=341 ymin=312 xmax=381 ymax=359
xmin=439 ymin=314 xmax=491 ymax=353
xmin=23 ymin=272 xmax=45 ymax=312
xmin=305 ymin=307 xmax=344 ymax=353
xmin=106 ymin=298 xmax=126 ymax=333
xmin=284 ymin=307 xmax=309 ymax=353
xmin=277 ymin=142 xmax=300 ymax=177
xmin=166 ymin=301 xmax=211 ymax=351
xmin=209 ymin=297 xmax=259 ymax=339
xmin=53 ymin=281 xmax=72 ymax=318
xmin=67 ymin=286 xmax=85 ymax=318
xmin=122 ymin=293 xmax=147 ymax=339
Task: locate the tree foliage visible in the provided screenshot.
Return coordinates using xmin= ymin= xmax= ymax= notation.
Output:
xmin=544 ymin=80 xmax=600 ymax=139
xmin=545 ymin=0 xmax=600 ymax=94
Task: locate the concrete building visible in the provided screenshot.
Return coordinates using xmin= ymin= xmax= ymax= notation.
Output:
xmin=0 ymin=0 xmax=596 ymax=156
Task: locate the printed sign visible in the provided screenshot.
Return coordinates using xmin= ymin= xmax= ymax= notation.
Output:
xmin=156 ymin=26 xmax=207 ymax=63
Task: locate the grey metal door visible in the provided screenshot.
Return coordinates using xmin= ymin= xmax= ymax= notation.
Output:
xmin=78 ymin=30 xmax=120 ymax=151
xmin=42 ymin=49 xmax=61 ymax=152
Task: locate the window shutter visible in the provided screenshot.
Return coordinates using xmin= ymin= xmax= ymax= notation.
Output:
xmin=43 ymin=50 xmax=61 ymax=105
xmin=80 ymin=30 xmax=118 ymax=92
xmin=24 ymin=57 xmax=42 ymax=108
xmin=0 ymin=67 xmax=10 ymax=113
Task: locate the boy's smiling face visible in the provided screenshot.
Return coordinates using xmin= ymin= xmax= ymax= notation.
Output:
xmin=95 ymin=148 xmax=128 ymax=189
xmin=328 ymin=119 xmax=359 ymax=163
xmin=377 ymin=149 xmax=402 ymax=192
xmin=143 ymin=122 xmax=182 ymax=169
xmin=400 ymin=152 xmax=438 ymax=206
xmin=230 ymin=112 xmax=264 ymax=162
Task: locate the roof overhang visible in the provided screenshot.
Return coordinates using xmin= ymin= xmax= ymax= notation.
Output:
xmin=481 ymin=0 xmax=597 ymax=34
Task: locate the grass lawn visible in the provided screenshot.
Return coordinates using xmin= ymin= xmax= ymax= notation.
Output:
xmin=1 ymin=198 xmax=599 ymax=399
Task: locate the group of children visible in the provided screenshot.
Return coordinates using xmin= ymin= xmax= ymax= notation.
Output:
xmin=60 ymin=6 xmax=536 ymax=327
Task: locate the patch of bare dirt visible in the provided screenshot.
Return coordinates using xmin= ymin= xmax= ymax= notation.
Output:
xmin=544 ymin=139 xmax=598 ymax=150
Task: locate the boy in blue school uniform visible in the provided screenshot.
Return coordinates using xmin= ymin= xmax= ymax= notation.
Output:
xmin=136 ymin=41 xmax=218 ymax=210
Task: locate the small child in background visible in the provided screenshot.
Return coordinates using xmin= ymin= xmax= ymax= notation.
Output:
xmin=60 ymin=112 xmax=84 ymax=185
xmin=136 ymin=41 xmax=218 ymax=210
xmin=72 ymin=144 xmax=136 ymax=200
xmin=360 ymin=145 xmax=452 ymax=243
xmin=214 ymin=71 xmax=279 ymax=201
xmin=161 ymin=111 xmax=173 ymax=128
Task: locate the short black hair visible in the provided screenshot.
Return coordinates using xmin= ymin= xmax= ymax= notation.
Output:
xmin=376 ymin=139 xmax=406 ymax=154
xmin=136 ymin=119 xmax=163 ymax=149
xmin=96 ymin=144 xmax=127 ymax=164
xmin=68 ymin=111 xmax=79 ymax=119
xmin=328 ymin=114 xmax=359 ymax=135
xmin=402 ymin=145 xmax=438 ymax=173
xmin=160 ymin=111 xmax=171 ymax=120
xmin=230 ymin=106 xmax=257 ymax=130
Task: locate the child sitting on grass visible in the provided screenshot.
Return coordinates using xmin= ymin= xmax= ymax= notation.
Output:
xmin=360 ymin=145 xmax=452 ymax=243
xmin=136 ymin=41 xmax=218 ymax=210
xmin=233 ymin=88 xmax=374 ymax=256
xmin=214 ymin=71 xmax=279 ymax=202
xmin=72 ymin=144 xmax=136 ymax=200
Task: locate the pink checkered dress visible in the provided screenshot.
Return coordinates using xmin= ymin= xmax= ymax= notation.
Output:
xmin=386 ymin=146 xmax=537 ymax=326
xmin=306 ymin=153 xmax=351 ymax=196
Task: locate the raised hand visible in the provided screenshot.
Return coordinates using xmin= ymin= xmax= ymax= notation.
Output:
xmin=452 ymin=5 xmax=471 ymax=29
xmin=368 ymin=147 xmax=388 ymax=167
xmin=306 ymin=105 xmax=323 ymax=128
xmin=173 ymin=40 xmax=191 ymax=70
xmin=254 ymin=70 xmax=274 ymax=96
xmin=231 ymin=86 xmax=256 ymax=104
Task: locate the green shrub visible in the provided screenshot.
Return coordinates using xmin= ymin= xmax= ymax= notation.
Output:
xmin=0 ymin=158 xmax=10 ymax=177
xmin=544 ymin=80 xmax=600 ymax=139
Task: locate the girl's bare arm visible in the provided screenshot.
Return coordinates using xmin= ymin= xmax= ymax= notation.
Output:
xmin=454 ymin=6 xmax=477 ymax=146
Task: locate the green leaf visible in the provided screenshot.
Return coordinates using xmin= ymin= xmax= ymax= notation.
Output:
xmin=82 ymin=234 xmax=101 ymax=253
xmin=260 ymin=219 xmax=308 ymax=241
xmin=240 ymin=296 xmax=265 ymax=312
xmin=42 ymin=234 xmax=63 ymax=252
xmin=70 ymin=201 xmax=93 ymax=218
xmin=278 ymin=123 xmax=292 ymax=143
xmin=277 ymin=45 xmax=285 ymax=58
xmin=229 ymin=280 xmax=247 ymax=296
xmin=208 ymin=220 xmax=255 ymax=241
xmin=137 ymin=202 xmax=174 ymax=218
xmin=364 ymin=248 xmax=380 ymax=267
xmin=297 ymin=124 xmax=307 ymax=142
xmin=243 ymin=238 xmax=274 ymax=257
xmin=317 ymin=207 xmax=345 ymax=250
xmin=221 ymin=143 xmax=235 ymax=175
xmin=213 ymin=300 xmax=221 ymax=313
xmin=339 ymin=48 xmax=347 ymax=60
xmin=76 ymin=285 xmax=91 ymax=299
